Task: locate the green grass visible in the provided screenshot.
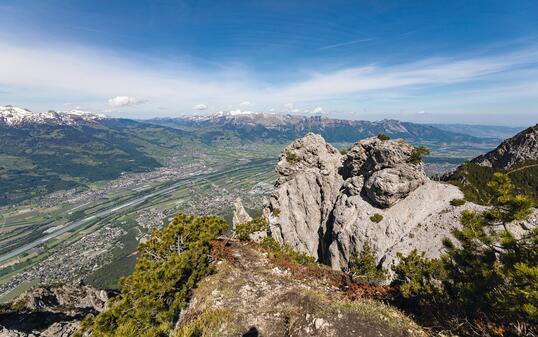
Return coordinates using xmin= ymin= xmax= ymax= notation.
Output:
xmin=446 ymin=160 xmax=538 ymax=205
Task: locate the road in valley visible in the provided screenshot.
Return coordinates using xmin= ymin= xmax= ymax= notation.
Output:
xmin=0 ymin=159 xmax=274 ymax=263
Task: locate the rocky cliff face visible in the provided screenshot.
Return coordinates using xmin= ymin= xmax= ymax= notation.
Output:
xmin=232 ymin=197 xmax=253 ymax=228
xmin=265 ymin=133 xmax=474 ymax=270
xmin=0 ymin=282 xmax=108 ymax=337
xmin=471 ymin=124 xmax=538 ymax=169
xmin=267 ymin=133 xmax=344 ymax=261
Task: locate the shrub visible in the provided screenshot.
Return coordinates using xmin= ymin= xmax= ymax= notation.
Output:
xmin=393 ymin=173 xmax=537 ymax=334
xmin=449 ymin=198 xmax=466 ymax=207
xmin=348 ymin=242 xmax=388 ymax=284
xmin=377 ymin=133 xmax=390 ymax=141
xmin=81 ymin=213 xmax=228 ymax=337
xmin=260 ymin=237 xmax=317 ymax=267
xmin=272 ymin=208 xmax=281 ymax=217
xmin=285 ymin=150 xmax=300 ymax=164
xmin=442 ymin=173 xmax=535 ymax=322
xmin=370 ymin=213 xmax=383 ymax=223
xmin=235 ymin=217 xmax=269 ymax=241
xmin=408 ymin=146 xmax=430 ymax=164
xmin=339 ymin=147 xmax=350 ymax=155
xmin=392 ymin=250 xmax=445 ymax=303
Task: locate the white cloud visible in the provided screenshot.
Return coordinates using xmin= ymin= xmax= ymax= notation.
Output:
xmin=312 ymin=106 xmax=323 ymax=114
xmin=193 ymin=103 xmax=208 ymax=110
xmin=0 ymin=36 xmax=536 ymax=122
xmin=239 ymin=101 xmax=252 ymax=107
xmin=108 ymin=96 xmax=140 ymax=108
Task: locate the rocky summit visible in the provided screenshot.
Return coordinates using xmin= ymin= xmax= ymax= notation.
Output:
xmin=265 ymin=133 xmax=479 ymax=270
xmin=471 ymin=123 xmax=538 ymax=169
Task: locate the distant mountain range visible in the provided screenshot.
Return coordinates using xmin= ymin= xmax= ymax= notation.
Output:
xmin=0 ymin=107 xmax=195 ymax=205
xmin=146 ymin=112 xmax=488 ymax=144
xmin=0 ymin=105 xmax=106 ymax=127
xmin=0 ymin=106 xmax=520 ymax=205
xmin=430 ymin=123 xmax=525 ymax=140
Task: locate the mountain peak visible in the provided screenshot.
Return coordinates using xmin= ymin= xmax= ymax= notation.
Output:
xmin=0 ymin=105 xmax=107 ymax=127
xmin=471 ymin=124 xmax=538 ymax=169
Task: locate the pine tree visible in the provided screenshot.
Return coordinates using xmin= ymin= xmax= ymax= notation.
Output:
xmin=82 ymin=213 xmax=228 ymax=337
xmin=442 ymin=173 xmax=536 ymax=322
xmin=348 ymin=242 xmax=388 ymax=284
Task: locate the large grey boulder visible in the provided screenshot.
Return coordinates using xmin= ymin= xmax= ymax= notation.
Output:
xmin=364 ymin=165 xmax=427 ymax=208
xmin=14 ymin=282 xmax=108 ymax=314
xmin=342 ymin=137 xmax=427 ymax=208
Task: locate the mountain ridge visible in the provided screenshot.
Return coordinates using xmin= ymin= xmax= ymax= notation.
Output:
xmin=0 ymin=105 xmax=106 ymax=127
xmin=146 ymin=112 xmax=486 ymax=143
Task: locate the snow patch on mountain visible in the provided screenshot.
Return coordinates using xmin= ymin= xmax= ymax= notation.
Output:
xmin=0 ymin=105 xmax=107 ymax=127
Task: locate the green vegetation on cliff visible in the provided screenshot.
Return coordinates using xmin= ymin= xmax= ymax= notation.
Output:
xmin=446 ymin=160 xmax=538 ymax=205
xmin=79 ymin=213 xmax=227 ymax=337
xmin=348 ymin=243 xmax=388 ymax=285
xmin=235 ymin=217 xmax=269 ymax=241
xmin=393 ymin=173 xmax=537 ymax=336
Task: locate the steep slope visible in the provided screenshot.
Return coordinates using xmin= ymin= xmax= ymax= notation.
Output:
xmin=0 ymin=282 xmax=107 ymax=337
xmin=0 ymin=106 xmax=193 ymax=205
xmin=470 ymin=123 xmax=537 ymax=169
xmin=444 ymin=124 xmax=538 ymax=204
xmin=0 ymin=241 xmax=426 ymax=337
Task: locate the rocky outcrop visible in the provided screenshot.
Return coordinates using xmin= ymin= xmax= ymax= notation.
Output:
xmin=267 ymin=133 xmax=343 ymax=260
xmin=232 ymin=197 xmax=252 ymax=228
xmin=174 ymin=241 xmax=425 ymax=337
xmin=0 ymin=282 xmax=108 ymax=337
xmin=265 ymin=134 xmax=468 ymax=270
xmin=471 ymin=124 xmax=538 ymax=169
xmin=340 ymin=137 xmax=427 ymax=208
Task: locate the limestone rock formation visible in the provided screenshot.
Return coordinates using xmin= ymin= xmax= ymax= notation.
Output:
xmin=267 ymin=133 xmax=343 ymax=260
xmin=471 ymin=124 xmax=537 ymax=169
xmin=341 ymin=137 xmax=428 ymax=208
xmin=0 ymin=282 xmax=108 ymax=337
xmin=232 ymin=197 xmax=252 ymax=228
xmin=265 ymin=134 xmax=467 ymax=270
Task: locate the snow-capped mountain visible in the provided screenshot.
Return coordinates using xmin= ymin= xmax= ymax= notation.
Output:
xmin=0 ymin=105 xmax=106 ymax=127
xmin=147 ymin=112 xmax=484 ymax=144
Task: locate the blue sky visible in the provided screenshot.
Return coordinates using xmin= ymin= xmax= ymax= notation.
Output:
xmin=0 ymin=0 xmax=537 ymax=125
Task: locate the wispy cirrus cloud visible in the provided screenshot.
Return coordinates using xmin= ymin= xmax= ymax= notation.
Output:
xmin=319 ymin=37 xmax=375 ymax=50
xmin=0 ymin=36 xmax=537 ymax=122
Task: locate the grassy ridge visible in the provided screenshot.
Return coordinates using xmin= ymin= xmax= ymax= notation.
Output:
xmin=445 ymin=160 xmax=538 ymax=205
